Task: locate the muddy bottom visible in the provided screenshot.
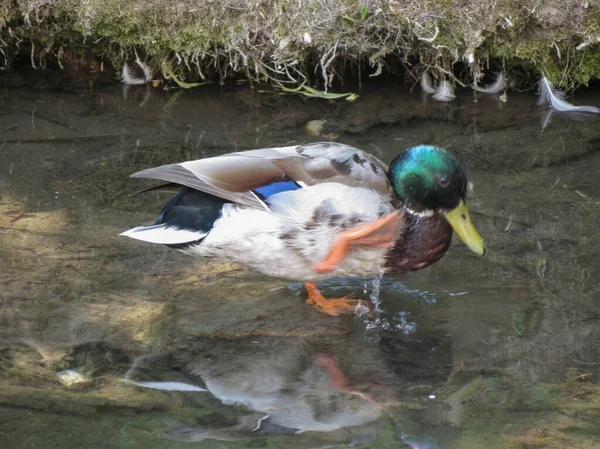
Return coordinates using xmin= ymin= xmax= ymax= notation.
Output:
xmin=1 ymin=79 xmax=600 ymax=449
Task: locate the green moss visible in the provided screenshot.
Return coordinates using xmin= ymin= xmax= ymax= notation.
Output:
xmin=1 ymin=0 xmax=599 ymax=87
xmin=573 ymin=47 xmax=600 ymax=86
xmin=583 ymin=5 xmax=600 ymax=33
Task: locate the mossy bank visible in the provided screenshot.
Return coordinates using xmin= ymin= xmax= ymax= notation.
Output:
xmin=1 ymin=1 xmax=600 ymax=90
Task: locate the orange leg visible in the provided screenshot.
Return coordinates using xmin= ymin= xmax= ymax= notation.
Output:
xmin=304 ymin=282 xmax=369 ymax=316
xmin=313 ymin=211 xmax=405 ymax=274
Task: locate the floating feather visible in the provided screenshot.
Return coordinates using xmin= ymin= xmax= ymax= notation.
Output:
xmin=473 ymin=73 xmax=505 ymax=94
xmin=540 ymin=109 xmax=553 ymax=131
xmin=121 ymin=53 xmax=153 ymax=85
xmin=538 ymin=76 xmax=600 ymax=114
xmin=125 ymin=380 xmax=207 ymax=392
xmin=433 ymin=80 xmax=455 ymax=102
xmin=124 ymin=354 xmax=150 ymax=379
xmin=121 ymin=62 xmax=146 ymax=85
xmin=420 ymin=72 xmax=435 ymax=94
xmin=135 ymin=54 xmax=153 ymax=83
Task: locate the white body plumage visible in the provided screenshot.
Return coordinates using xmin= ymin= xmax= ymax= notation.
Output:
xmin=124 ymin=183 xmax=395 ymax=282
xmin=202 ymin=183 xmax=394 ymax=281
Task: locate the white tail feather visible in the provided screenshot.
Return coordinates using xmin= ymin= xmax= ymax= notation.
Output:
xmin=433 ymin=80 xmax=456 ymax=102
xmin=538 ymin=76 xmax=600 ymax=114
xmin=120 ymin=224 xmax=206 ymax=244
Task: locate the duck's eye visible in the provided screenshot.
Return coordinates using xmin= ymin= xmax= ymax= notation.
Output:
xmin=437 ymin=176 xmax=449 ymax=188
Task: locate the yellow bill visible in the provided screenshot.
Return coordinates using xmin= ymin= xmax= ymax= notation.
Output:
xmin=442 ymin=200 xmax=485 ymax=256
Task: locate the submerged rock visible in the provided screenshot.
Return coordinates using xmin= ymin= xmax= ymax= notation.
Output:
xmin=56 ymin=369 xmax=93 ymax=389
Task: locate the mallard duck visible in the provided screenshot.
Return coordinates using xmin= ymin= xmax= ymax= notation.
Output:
xmin=121 ymin=142 xmax=484 ymax=315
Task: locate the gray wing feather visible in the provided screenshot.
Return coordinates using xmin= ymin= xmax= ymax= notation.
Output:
xmin=130 ymin=142 xmax=393 ymax=209
xmin=131 ymin=164 xmax=267 ymax=209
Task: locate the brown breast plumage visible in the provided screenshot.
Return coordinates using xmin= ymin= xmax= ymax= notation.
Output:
xmin=384 ymin=213 xmax=453 ymax=274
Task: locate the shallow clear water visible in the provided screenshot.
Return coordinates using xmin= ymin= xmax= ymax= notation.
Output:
xmin=1 ymin=78 xmax=600 ymax=449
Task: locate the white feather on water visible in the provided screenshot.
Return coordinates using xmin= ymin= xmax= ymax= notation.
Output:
xmin=433 ymin=80 xmax=456 ymax=102
xmin=538 ymin=76 xmax=600 ymax=114
xmin=121 ymin=63 xmax=146 ymax=85
xmin=121 ymin=56 xmax=153 ymax=85
xmin=540 ymin=109 xmax=554 ymax=131
xmin=125 ymin=380 xmax=207 ymax=392
xmin=420 ymin=72 xmax=435 ymax=94
xmin=473 ymin=73 xmax=505 ymax=94
xmin=135 ymin=53 xmax=153 ymax=83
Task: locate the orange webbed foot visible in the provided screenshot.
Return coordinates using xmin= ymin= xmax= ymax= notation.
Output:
xmin=304 ymin=282 xmax=370 ymax=316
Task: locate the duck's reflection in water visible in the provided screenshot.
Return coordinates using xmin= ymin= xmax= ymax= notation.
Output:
xmin=188 ymin=352 xmax=380 ymax=433
xmin=130 ymin=336 xmax=394 ymax=446
xmin=173 ymin=353 xmax=381 ymax=445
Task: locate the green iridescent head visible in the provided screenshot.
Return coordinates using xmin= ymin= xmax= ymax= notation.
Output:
xmin=389 ymin=145 xmax=485 ymax=255
xmin=389 ymin=145 xmax=467 ymax=211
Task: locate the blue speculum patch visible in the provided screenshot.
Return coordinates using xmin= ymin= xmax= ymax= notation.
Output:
xmin=254 ymin=180 xmax=301 ymax=198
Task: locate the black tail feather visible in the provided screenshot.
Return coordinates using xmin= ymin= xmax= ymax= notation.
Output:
xmin=157 ymin=187 xmax=228 ymax=239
